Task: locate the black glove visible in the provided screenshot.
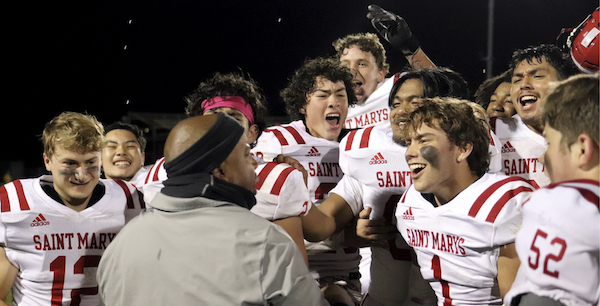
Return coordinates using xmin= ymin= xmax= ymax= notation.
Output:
xmin=367 ymin=4 xmax=420 ymax=57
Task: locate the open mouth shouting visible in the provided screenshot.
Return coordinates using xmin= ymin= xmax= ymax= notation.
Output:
xmin=353 ymin=80 xmax=364 ymax=101
xmin=518 ymin=94 xmax=538 ymax=111
xmin=325 ymin=113 xmax=341 ymax=128
xmin=409 ymin=163 xmax=426 ymax=178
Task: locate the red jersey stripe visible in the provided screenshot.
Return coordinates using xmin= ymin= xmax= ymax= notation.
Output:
xmin=136 ymin=189 xmax=146 ymax=209
xmin=283 ymin=126 xmax=306 ymax=144
xmin=152 ymin=159 xmax=165 ymax=183
xmin=255 ymin=162 xmax=278 ymax=190
xmin=13 ymin=180 xmax=30 ymax=211
xmin=265 ymin=129 xmax=289 ymax=146
xmin=360 ymin=126 xmax=374 ymax=148
xmin=468 ymin=176 xmax=529 ymax=218
xmin=270 ymin=167 xmax=296 ymax=196
xmin=0 ymin=185 xmax=9 ymax=212
xmin=574 ymin=187 xmax=599 ymax=209
xmin=485 ymin=186 xmax=533 ymax=223
xmin=114 ymin=179 xmax=134 ymax=209
xmin=345 ymin=130 xmax=359 ymax=151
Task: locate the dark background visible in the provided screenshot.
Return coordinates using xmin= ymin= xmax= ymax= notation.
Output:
xmin=4 ymin=0 xmax=596 ymax=169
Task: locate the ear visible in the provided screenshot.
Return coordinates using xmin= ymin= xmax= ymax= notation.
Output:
xmin=140 ymin=153 xmax=146 ymax=166
xmin=247 ymin=124 xmax=259 ymax=144
xmin=43 ymin=153 xmax=52 ymax=172
xmin=456 ymin=143 xmax=473 ymax=163
xmin=376 ymin=68 xmax=387 ymax=83
xmin=574 ymin=133 xmax=599 ymax=170
xmin=211 ymin=166 xmax=226 ymax=180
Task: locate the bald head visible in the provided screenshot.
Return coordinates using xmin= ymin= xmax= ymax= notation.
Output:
xmin=164 ymin=114 xmax=219 ymax=163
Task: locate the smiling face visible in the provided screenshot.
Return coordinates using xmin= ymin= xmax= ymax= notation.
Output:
xmin=339 ymin=45 xmax=386 ymax=104
xmin=44 ymin=147 xmax=101 ymax=210
xmin=404 ymin=122 xmax=468 ymax=203
xmin=511 ymin=57 xmax=560 ymax=131
xmin=102 ymin=129 xmax=145 ymax=181
xmin=486 ymin=82 xmax=516 ymax=118
xmin=390 ymin=78 xmax=424 ymax=144
xmin=301 ymin=77 xmax=349 ymax=141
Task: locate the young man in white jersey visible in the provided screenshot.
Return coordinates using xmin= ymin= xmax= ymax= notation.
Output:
xmin=302 ymin=68 xmax=470 ymax=306
xmin=505 ymin=74 xmax=599 ymax=306
xmin=102 ymin=121 xmax=150 ymax=187
xmin=143 ymin=72 xmax=312 ymax=265
xmin=251 ymin=57 xmax=360 ymax=305
xmin=396 ymin=98 xmax=536 ymax=305
xmin=493 ymin=44 xmax=580 ymax=188
xmin=335 ymin=5 xmax=435 ymax=129
xmin=0 ymin=112 xmax=145 ymax=306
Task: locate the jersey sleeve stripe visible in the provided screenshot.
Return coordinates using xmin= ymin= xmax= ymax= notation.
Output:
xmin=136 ymin=189 xmax=146 ymax=209
xmin=468 ymin=176 xmax=529 ymax=217
xmin=283 ymin=126 xmax=306 ymax=144
xmin=152 ymin=159 xmax=165 ymax=183
xmin=574 ymin=187 xmax=599 ymax=209
xmin=255 ymin=162 xmax=278 ymax=190
xmin=114 ymin=179 xmax=135 ymax=209
xmin=271 ymin=167 xmax=296 ymax=196
xmin=344 ymin=129 xmax=359 ymax=151
xmin=13 ymin=180 xmax=30 ymax=211
xmin=359 ymin=126 xmax=374 ymax=148
xmin=0 ymin=185 xmax=9 ymax=212
xmin=485 ymin=186 xmax=533 ymax=223
xmin=265 ymin=129 xmax=289 ymax=146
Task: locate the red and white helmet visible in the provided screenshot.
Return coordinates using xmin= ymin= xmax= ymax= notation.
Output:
xmin=567 ymin=8 xmax=599 ymax=74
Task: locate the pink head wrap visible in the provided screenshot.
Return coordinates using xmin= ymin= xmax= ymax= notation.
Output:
xmin=200 ymin=96 xmax=255 ymax=125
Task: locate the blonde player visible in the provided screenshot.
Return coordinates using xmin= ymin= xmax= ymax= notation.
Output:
xmin=505 ymin=74 xmax=599 ymax=306
xmin=0 ymin=112 xmax=145 ymax=305
xmin=397 ymin=98 xmax=536 ymax=305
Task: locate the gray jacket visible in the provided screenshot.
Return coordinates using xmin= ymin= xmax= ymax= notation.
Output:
xmin=97 ymin=192 xmax=328 ymax=306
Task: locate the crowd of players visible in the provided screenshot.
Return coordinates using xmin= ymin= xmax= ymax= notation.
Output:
xmin=1 ymin=5 xmax=598 ymax=306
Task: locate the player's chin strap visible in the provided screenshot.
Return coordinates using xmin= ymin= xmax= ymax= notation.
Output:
xmin=162 ymin=113 xmax=256 ymax=210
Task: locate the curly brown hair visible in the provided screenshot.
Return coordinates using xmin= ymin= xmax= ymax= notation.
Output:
xmin=280 ymin=57 xmax=358 ymax=120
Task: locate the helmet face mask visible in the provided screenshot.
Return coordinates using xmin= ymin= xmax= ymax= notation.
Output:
xmin=568 ymin=9 xmax=600 ymax=74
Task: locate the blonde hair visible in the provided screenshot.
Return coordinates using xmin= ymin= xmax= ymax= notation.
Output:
xmin=42 ymin=112 xmax=106 ymax=158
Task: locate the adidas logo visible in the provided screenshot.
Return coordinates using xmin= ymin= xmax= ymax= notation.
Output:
xmin=402 ymin=208 xmax=414 ymax=220
xmin=30 ymin=214 xmax=50 ymax=227
xmin=305 ymin=146 xmax=321 ymax=157
xmin=501 ymin=141 xmax=516 ymax=153
xmin=369 ymin=152 xmax=388 ymax=165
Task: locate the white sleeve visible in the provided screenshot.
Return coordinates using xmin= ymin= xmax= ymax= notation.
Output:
xmin=251 ymin=132 xmax=284 ymax=162
xmin=252 ymin=163 xmax=312 ymax=221
xmin=488 ymin=130 xmax=503 ymax=174
xmin=330 ymin=174 xmax=364 ymax=216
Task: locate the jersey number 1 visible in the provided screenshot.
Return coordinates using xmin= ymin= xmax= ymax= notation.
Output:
xmin=50 ymin=255 xmax=101 ymax=305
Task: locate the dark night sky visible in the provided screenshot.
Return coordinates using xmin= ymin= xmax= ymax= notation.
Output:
xmin=4 ymin=0 xmax=597 ymax=168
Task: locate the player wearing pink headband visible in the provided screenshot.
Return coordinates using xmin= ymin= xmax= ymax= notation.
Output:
xmin=201 ymin=96 xmax=255 ymax=125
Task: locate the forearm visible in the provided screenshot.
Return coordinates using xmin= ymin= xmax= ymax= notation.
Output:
xmin=498 ymin=243 xmax=520 ymax=297
xmin=406 ymin=48 xmax=436 ymax=70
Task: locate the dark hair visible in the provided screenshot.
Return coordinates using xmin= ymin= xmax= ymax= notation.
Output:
xmin=510 ymin=44 xmax=580 ymax=80
xmin=542 ymin=73 xmax=599 ymax=147
xmin=185 ymin=72 xmax=267 ymax=132
xmin=474 ymin=69 xmax=512 ymax=109
xmin=333 ymin=33 xmax=389 ymax=72
xmin=280 ymin=57 xmax=358 ymax=120
xmin=403 ymin=97 xmax=490 ymax=177
xmin=105 ymin=122 xmax=147 ymax=153
xmin=389 ymin=67 xmax=470 ymax=106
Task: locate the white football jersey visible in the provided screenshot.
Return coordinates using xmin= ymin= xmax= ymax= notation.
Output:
xmin=0 ymin=176 xmax=145 ymax=306
xmin=251 ymin=162 xmax=312 ymax=221
xmin=252 ymin=120 xmax=343 ymax=206
xmin=492 ymin=115 xmax=550 ymax=188
xmin=142 ymin=157 xmax=167 ymax=204
xmin=505 ymin=180 xmax=600 ymax=306
xmin=127 ymin=164 xmax=152 ymax=188
xmin=396 ymin=174 xmax=535 ymax=305
xmin=252 ymin=120 xmax=359 ymax=280
xmin=344 ymin=76 xmax=398 ymax=129
xmin=334 ymin=124 xmax=433 ymax=305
